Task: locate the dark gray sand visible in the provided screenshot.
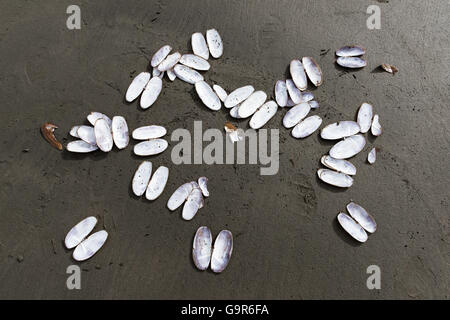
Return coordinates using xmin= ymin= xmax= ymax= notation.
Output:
xmin=0 ymin=0 xmax=448 ymax=299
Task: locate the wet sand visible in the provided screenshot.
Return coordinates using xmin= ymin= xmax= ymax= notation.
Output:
xmin=0 ymin=0 xmax=448 ymax=299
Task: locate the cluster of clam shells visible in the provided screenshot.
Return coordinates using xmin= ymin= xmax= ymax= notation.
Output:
xmin=337 ymin=202 xmax=377 ymax=243
xmin=167 ymin=177 xmax=209 ymax=221
xmin=64 ymin=216 xmax=108 ymax=261
xmin=132 ymin=161 xmax=169 ymax=201
xmin=132 ymin=125 xmax=168 ymax=156
xmin=336 ymin=45 xmax=367 ymax=69
xmin=67 ymin=112 xmax=129 ymax=153
xmin=193 ymin=226 xmax=233 ymax=273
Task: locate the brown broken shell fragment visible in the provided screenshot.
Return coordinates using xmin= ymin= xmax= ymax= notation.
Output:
xmin=41 ymin=122 xmax=63 ymax=151
xmin=224 ymin=122 xmax=237 ymax=132
xmin=381 ymin=64 xmax=398 ymax=75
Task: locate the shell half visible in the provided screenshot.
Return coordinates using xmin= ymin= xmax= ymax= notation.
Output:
xmin=282 ymin=102 xmax=311 ymax=128
xmin=291 ymin=115 xmax=322 ymax=138
xmin=249 ymin=100 xmax=278 ymax=129
xmin=302 ymin=57 xmax=323 ymax=87
xmin=321 ymin=121 xmax=361 ymax=140
xmin=72 ymin=230 xmax=108 ymax=262
xmin=329 ymin=134 xmax=366 ymax=159
xmin=346 ymin=202 xmax=377 ymax=233
xmin=238 ymin=90 xmax=267 ymax=118
xmin=290 ymin=59 xmax=307 ymax=91
xmin=132 ymin=125 xmax=167 ymax=140
xmin=65 ymin=216 xmax=98 ymax=249
xmin=173 ymin=64 xmax=204 ymax=84
xmin=133 ymin=139 xmax=168 ymax=156
xmin=94 ymin=118 xmax=114 ymax=152
xmin=206 ymin=28 xmax=223 ymax=58
xmin=195 ymin=81 xmax=221 ymax=111
xmin=211 ymin=230 xmax=233 ymax=273
xmin=224 ymin=85 xmax=255 ymax=109
xmin=111 ymin=116 xmax=129 ymax=149
xmin=145 ymin=166 xmax=169 ymax=201
xmin=337 ymin=213 xmax=368 ymax=243
xmin=132 ymin=161 xmax=153 ymax=197
xmin=125 ymin=72 xmax=151 ymax=102
xmin=321 ymin=155 xmax=356 ymax=176
xmin=192 ymin=226 xmax=212 ymax=271
xmin=317 ymin=169 xmax=354 ymax=188
xmin=357 ymin=102 xmax=373 ymax=133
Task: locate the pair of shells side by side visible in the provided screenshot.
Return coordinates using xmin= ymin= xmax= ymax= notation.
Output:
xmin=140 ymin=77 xmax=163 ymax=109
xmin=371 ymin=114 xmax=382 ymax=136
xmin=368 ymin=147 xmax=376 ymax=164
xmin=180 ymin=54 xmax=210 ymax=71
xmin=291 ymin=115 xmax=322 ymax=139
xmin=134 ymin=139 xmax=168 ymax=156
xmin=337 ymin=213 xmax=368 ymax=243
xmin=224 ymin=85 xmax=255 ymax=109
xmin=329 ymin=134 xmax=366 ymax=159
xmin=290 ymin=59 xmax=307 ymax=91
xmin=346 ymin=202 xmax=377 ymax=233
xmin=317 ymin=169 xmax=353 ymax=188
xmin=238 ymin=90 xmax=267 ymax=118
xmin=151 ymin=45 xmax=172 ymax=68
xmin=275 ymin=80 xmax=288 ymax=107
xmin=167 ymin=178 xmax=208 ymax=220
xmin=282 ymin=102 xmax=311 ymax=128
xmin=206 ymin=29 xmax=223 ymax=58
xmin=173 ymin=64 xmax=204 ymax=84
xmin=213 ymin=84 xmax=227 ymax=102
xmin=132 ymin=125 xmax=167 ymax=140
xmin=249 ymin=101 xmax=278 ymax=129
xmin=321 ymin=121 xmax=361 ymax=140
xmin=125 ymin=72 xmax=151 ymax=102
xmin=195 ymin=81 xmax=221 ymax=111
xmin=357 ymin=102 xmax=373 ymax=133
xmin=157 ymin=52 xmax=181 ymax=72
xmin=193 ymin=228 xmax=232 ymax=273
xmin=302 ymin=57 xmax=323 ymax=87
xmin=41 ymin=122 xmax=63 ymax=151
xmin=321 ymin=155 xmax=356 ymax=176
xmin=132 ymin=162 xmax=169 ymax=200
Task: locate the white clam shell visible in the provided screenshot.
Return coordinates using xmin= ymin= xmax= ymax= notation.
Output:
xmin=291 ymin=115 xmax=322 ymax=138
xmin=282 ymin=102 xmax=311 ymax=128
xmin=125 ymin=72 xmax=151 ymax=102
xmin=347 ymin=202 xmax=377 ymax=233
xmin=206 ymin=28 xmax=223 ymax=58
xmin=111 ymin=116 xmax=129 ymax=149
xmin=317 ymin=169 xmax=353 ymax=188
xmin=65 ymin=216 xmax=98 ymax=249
xmin=132 ymin=125 xmax=167 ymax=140
xmin=337 ymin=56 xmax=367 ymax=68
xmin=195 ymin=81 xmax=221 ymax=111
xmin=371 ymin=114 xmax=382 ymax=136
xmin=180 ymin=54 xmax=210 ymax=71
xmin=329 ymin=134 xmax=366 ymax=159
xmin=368 ymin=147 xmax=376 ymax=164
xmin=173 ymin=64 xmax=204 ymax=84
xmin=140 ymin=77 xmax=162 ymax=109
xmin=213 ymin=84 xmax=228 ymax=102
xmin=151 ymin=45 xmax=172 ymax=68
xmin=308 ymin=100 xmax=319 ymax=109
xmin=77 ymin=125 xmax=96 ymax=146
xmin=337 ymin=213 xmax=368 ymax=243
xmin=274 ymin=80 xmax=288 ymax=107
xmin=145 ymin=166 xmax=169 ymax=201
xmin=357 ymin=102 xmax=373 ymax=133
xmin=336 ymin=45 xmax=366 ymax=57
xmin=157 ymin=52 xmax=181 ymax=72
xmin=182 ymin=187 xmax=203 ymax=221
xmin=320 ymin=121 xmax=361 ymax=140
xmin=192 ymin=226 xmax=212 ymax=271
xmin=166 ymin=68 xmax=176 ymax=81
xmin=66 ymin=140 xmax=99 ymax=153
xmin=94 ymin=118 xmax=114 ymax=152
xmin=302 ymin=57 xmax=323 ymax=87
xmin=167 ymin=182 xmax=194 ymax=211
xmin=73 ymin=230 xmax=108 ymax=262
xmin=229 ymin=105 xmax=241 ymax=118
xmin=132 ymin=161 xmax=152 ymax=197
xmin=191 ymin=32 xmax=209 ymax=60
xmin=238 ymin=90 xmax=267 ymax=118
xmin=290 ymin=59 xmax=307 ymax=91
xmin=321 ymin=155 xmax=356 ymax=176
xmin=224 ymin=85 xmax=255 ymax=109
xmin=286 ymin=79 xmax=303 ymax=104
xmin=87 ymin=112 xmax=112 ymax=127
xmin=211 ymin=230 xmax=233 ymax=273
xmin=133 ymin=139 xmax=168 ymax=156
xmin=198 ymin=176 xmax=209 ymax=197
xmin=249 ymin=100 xmax=278 ymax=129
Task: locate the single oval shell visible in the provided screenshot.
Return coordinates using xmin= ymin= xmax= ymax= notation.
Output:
xmin=368 ymin=147 xmax=376 ymax=164
xmin=213 ymin=84 xmax=227 ymax=102
xmin=125 ymin=72 xmax=151 ymax=102
xmin=336 ymin=45 xmax=366 ymax=57
xmin=290 ymin=59 xmax=307 ymax=91
xmin=321 ymin=155 xmax=356 ymax=176
xmin=195 ymin=81 xmax=221 ymax=111
xmin=132 ymin=161 xmax=152 ymax=197
xmin=238 ymin=91 xmax=267 ymax=118
xmin=132 ymin=125 xmax=167 ymax=140
xmin=65 ymin=216 xmax=98 ymax=249
xmin=180 ymin=54 xmax=210 ymax=71
xmin=66 ymin=140 xmax=98 ymax=153
xmin=321 ymin=121 xmax=361 ymax=140
xmin=302 ymin=57 xmax=323 ymax=87
xmin=275 ymin=80 xmax=288 ymax=107
xmin=146 ymin=166 xmax=169 ymax=201
xmin=167 ymin=68 xmax=176 ymax=81
xmin=182 ymin=188 xmax=203 ymax=221
xmin=151 ymin=45 xmax=172 ymax=68
xmin=140 ymin=77 xmax=162 ymax=109
xmin=337 ymin=213 xmax=368 ymax=243
xmin=192 ymin=226 xmax=212 ymax=271
xmin=198 ymin=176 xmax=209 ymax=197
xmin=357 ymin=102 xmax=373 ymax=133
xmin=206 ymin=28 xmax=223 ymax=58
xmin=286 ymin=79 xmax=303 ymax=104
xmin=211 ymin=230 xmax=233 ymax=273
xmin=282 ymin=102 xmax=311 ymax=128
xmin=371 ymin=114 xmax=382 ymax=136
xmin=249 ymin=100 xmax=278 ymax=129
xmin=133 ymin=139 xmax=168 ymax=156
xmin=77 ymin=126 xmax=96 ymax=146
xmin=111 ymin=116 xmax=129 ymax=149
xmin=308 ymin=100 xmax=319 ymax=109
xmin=291 ymin=115 xmax=322 ymax=139
xmin=191 ymin=32 xmax=209 ymax=60
xmin=317 ymin=169 xmax=354 ymax=188
xmin=167 ymin=182 xmax=194 ymax=211
xmin=173 ymin=64 xmax=204 ymax=84
xmin=347 ymin=202 xmax=377 ymax=233
xmin=157 ymin=52 xmax=181 ymax=72
xmin=329 ymin=134 xmax=366 ymax=159
xmin=94 ymin=118 xmax=113 ymax=152
xmin=73 ymin=230 xmax=108 ymax=262
xmin=87 ymin=112 xmax=112 ymax=127
xmin=224 ymin=85 xmax=255 ymax=109
xmin=381 ymin=63 xmax=398 ymax=75
xmin=337 ymin=56 xmax=367 ymax=68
